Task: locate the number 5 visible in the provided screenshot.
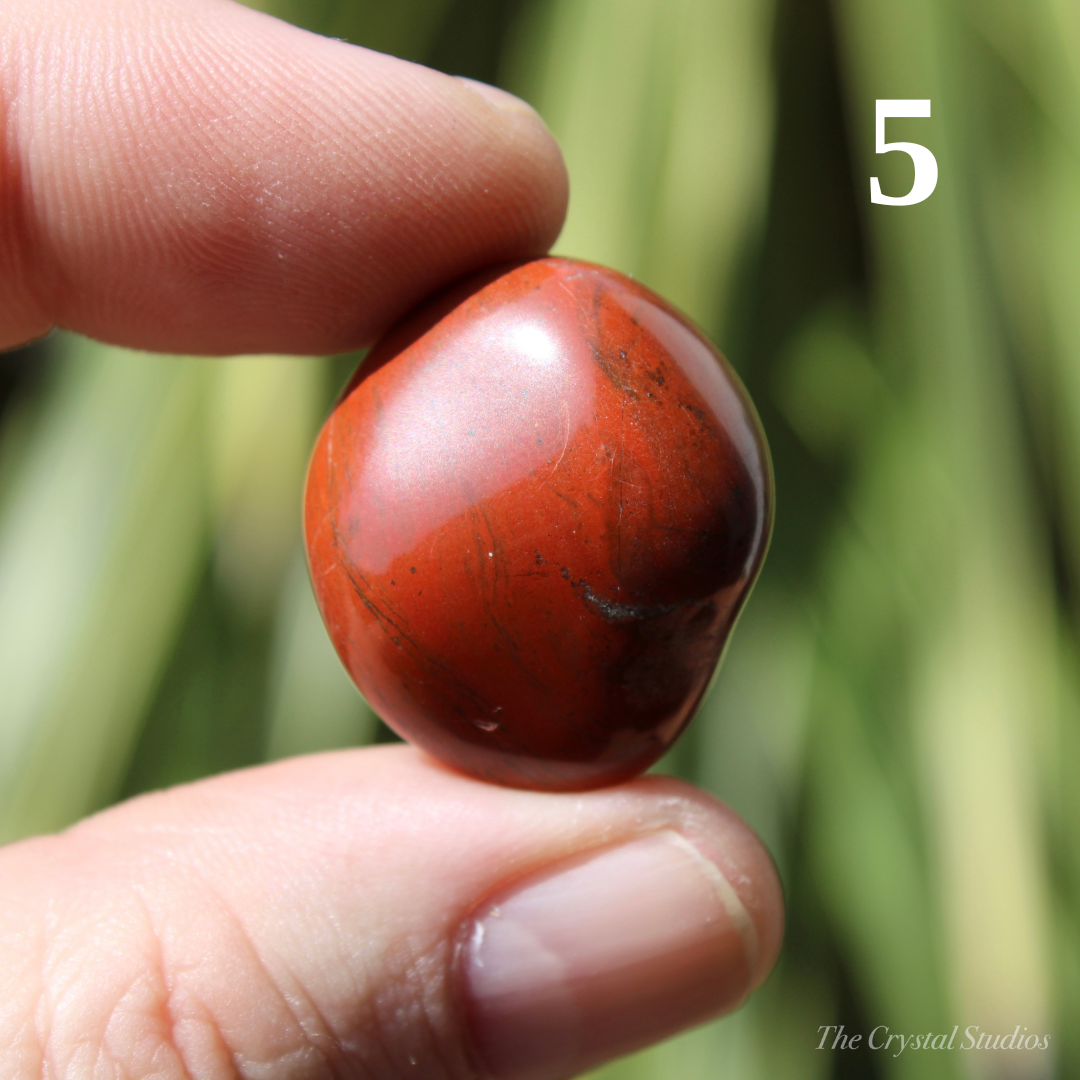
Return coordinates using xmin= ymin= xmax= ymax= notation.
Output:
xmin=870 ymin=100 xmax=938 ymax=205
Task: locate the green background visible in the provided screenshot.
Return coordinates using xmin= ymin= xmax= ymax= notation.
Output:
xmin=0 ymin=0 xmax=1075 ymax=1077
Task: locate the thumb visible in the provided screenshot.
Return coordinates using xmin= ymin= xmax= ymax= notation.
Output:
xmin=0 ymin=747 xmax=783 ymax=1080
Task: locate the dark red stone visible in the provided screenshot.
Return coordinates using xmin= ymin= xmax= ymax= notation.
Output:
xmin=304 ymin=257 xmax=772 ymax=790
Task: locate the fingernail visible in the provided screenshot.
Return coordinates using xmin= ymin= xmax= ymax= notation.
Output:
xmin=462 ymin=831 xmax=759 ymax=1080
xmin=457 ymin=77 xmax=541 ymax=119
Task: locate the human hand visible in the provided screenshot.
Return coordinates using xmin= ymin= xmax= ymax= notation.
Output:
xmin=0 ymin=0 xmax=565 ymax=354
xmin=0 ymin=3 xmax=784 ymax=1078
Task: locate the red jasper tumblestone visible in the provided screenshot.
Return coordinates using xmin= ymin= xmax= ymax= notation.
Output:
xmin=304 ymin=257 xmax=772 ymax=791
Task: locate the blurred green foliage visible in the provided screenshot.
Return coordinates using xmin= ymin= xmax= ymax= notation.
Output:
xmin=1 ymin=0 xmax=1077 ymax=1077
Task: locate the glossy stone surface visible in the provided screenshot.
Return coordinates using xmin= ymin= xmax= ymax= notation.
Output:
xmin=304 ymin=258 xmax=772 ymax=790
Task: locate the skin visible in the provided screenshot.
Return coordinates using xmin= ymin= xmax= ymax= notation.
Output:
xmin=0 ymin=1 xmax=785 ymax=1077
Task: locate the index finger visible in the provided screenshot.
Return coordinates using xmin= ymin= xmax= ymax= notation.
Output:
xmin=0 ymin=0 xmax=568 ymax=354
